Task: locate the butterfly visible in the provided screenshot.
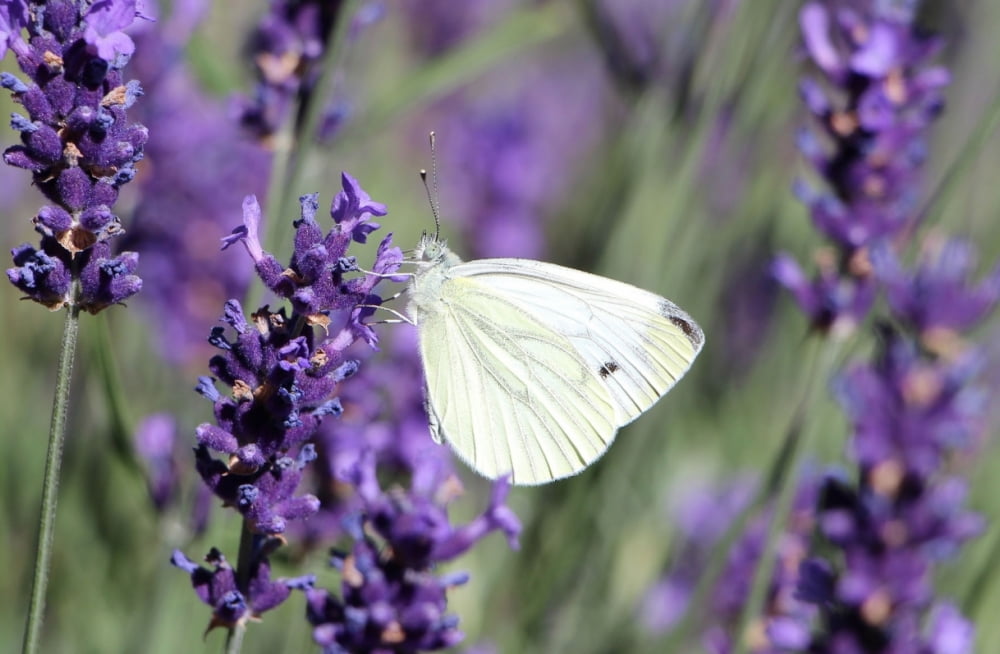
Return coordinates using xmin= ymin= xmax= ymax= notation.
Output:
xmin=405 ymin=232 xmax=704 ymax=485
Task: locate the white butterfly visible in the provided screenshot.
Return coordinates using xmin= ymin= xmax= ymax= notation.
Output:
xmin=405 ymin=233 xmax=704 ymax=485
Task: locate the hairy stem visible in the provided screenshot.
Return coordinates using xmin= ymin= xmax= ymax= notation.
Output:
xmin=22 ymin=301 xmax=81 ymax=654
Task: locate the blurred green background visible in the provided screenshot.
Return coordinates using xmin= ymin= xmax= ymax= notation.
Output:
xmin=3 ymin=1 xmax=1000 ymax=652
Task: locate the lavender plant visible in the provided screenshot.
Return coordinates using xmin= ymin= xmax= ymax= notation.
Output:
xmin=773 ymin=0 xmax=949 ymax=336
xmin=8 ymin=2 xmax=1000 ymax=652
xmin=4 ymin=0 xmax=144 ymax=312
xmin=172 ymin=173 xmax=521 ymax=651
xmin=1 ymin=2 xmax=145 ymax=651
xmin=642 ymin=3 xmax=996 ymax=653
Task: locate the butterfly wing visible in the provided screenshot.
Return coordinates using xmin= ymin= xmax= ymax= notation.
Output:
xmin=416 ymin=274 xmax=619 ymax=485
xmin=450 ymin=259 xmax=704 ymax=427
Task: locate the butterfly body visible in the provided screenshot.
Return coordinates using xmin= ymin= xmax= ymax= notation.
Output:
xmin=408 ymin=234 xmax=704 ymax=485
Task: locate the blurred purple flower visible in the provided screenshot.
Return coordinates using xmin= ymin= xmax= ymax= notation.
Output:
xmin=758 ymin=6 xmax=990 ymax=651
xmin=120 ymin=1 xmax=270 ymax=364
xmin=789 ymin=320 xmax=988 ymax=652
xmin=422 ymin=52 xmax=615 ymax=259
xmin=3 ymin=0 xmax=145 ymax=311
xmin=777 ymin=1 xmax=948 ymax=334
xmin=640 ymin=471 xmax=821 ymax=653
xmin=237 ymin=0 xmax=384 ymax=140
xmin=834 ymin=334 xmax=985 ymax=477
xmin=641 ymin=476 xmax=758 ymax=634
xmin=0 ymin=0 xmax=29 ymax=59
xmin=134 ymin=412 xmax=181 ymax=510
xmin=874 ymin=237 xmax=1000 ymax=350
xmin=773 ymin=246 xmax=877 ymax=338
xmin=401 ymin=0 xmax=515 ymax=57
xmin=658 ymin=4 xmax=992 ymax=654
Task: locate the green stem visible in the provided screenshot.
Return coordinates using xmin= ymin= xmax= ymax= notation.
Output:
xmin=730 ymin=338 xmax=843 ymax=654
xmin=235 ymin=519 xmax=255 ymax=593
xmin=21 ymin=302 xmax=81 ymax=654
xmin=265 ymin=0 xmax=362 ymax=245
xmin=224 ymin=520 xmax=256 ymax=654
xmin=225 ymin=622 xmax=247 ymax=654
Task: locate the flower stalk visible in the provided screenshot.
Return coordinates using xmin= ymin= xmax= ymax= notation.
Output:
xmin=3 ymin=3 xmax=146 ymax=652
xmin=22 ymin=298 xmax=79 ymax=654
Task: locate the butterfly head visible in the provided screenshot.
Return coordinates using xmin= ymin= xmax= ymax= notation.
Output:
xmin=414 ymin=232 xmax=460 ymax=266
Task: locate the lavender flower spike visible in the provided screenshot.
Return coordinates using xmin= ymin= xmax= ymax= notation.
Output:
xmin=4 ymin=0 xmax=146 ymax=311
xmin=776 ymin=1 xmax=948 ymax=334
xmin=177 ymin=173 xmax=407 ymax=628
xmin=302 ymin=452 xmax=521 ymax=653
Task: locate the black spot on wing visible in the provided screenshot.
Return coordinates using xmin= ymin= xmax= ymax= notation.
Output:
xmin=670 ymin=316 xmax=703 ymax=348
xmin=598 ymin=361 xmax=620 ymax=379
xmin=658 ymin=299 xmax=704 ymax=348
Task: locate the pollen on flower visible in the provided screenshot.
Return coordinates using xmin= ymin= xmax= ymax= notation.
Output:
xmin=861 ymin=589 xmax=893 ymax=626
xmin=869 ymin=459 xmax=904 ymax=497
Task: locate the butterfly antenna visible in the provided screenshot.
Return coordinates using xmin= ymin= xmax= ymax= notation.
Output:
xmin=419 ymin=131 xmax=442 ymax=241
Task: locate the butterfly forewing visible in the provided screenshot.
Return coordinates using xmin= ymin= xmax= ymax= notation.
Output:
xmin=450 ymin=259 xmax=704 ymax=427
xmin=417 ymin=275 xmax=618 ymax=484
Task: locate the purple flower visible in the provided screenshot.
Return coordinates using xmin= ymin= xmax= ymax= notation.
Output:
xmin=301 ymin=451 xmax=520 ymax=653
xmin=172 ymin=547 xmax=314 ymax=631
xmin=300 ymin=329 xmax=456 ymax=547
xmin=926 ymin=602 xmax=975 ymax=654
xmin=639 ymin=472 xmax=822 ymax=650
xmin=223 ymin=174 xmax=403 ymax=327
xmin=191 ymin=299 xmax=349 ymax=531
xmin=773 ymin=248 xmax=877 ymax=336
xmin=640 ymin=476 xmax=758 ymax=634
xmin=82 ymin=0 xmax=139 ymax=63
xmin=8 ymin=238 xmax=141 ymax=311
xmin=239 ymin=0 xmax=383 ymax=140
xmin=875 ymin=238 xmax=1000 ymax=348
xmin=777 ymin=1 xmax=948 ymax=334
xmin=0 ymin=0 xmax=29 ymax=59
xmin=3 ymin=0 xmax=146 ymax=311
xmin=176 ymin=174 xmax=406 ymax=625
xmin=834 ymin=334 xmax=984 ymax=477
xmin=745 ymin=5 xmax=993 ymax=652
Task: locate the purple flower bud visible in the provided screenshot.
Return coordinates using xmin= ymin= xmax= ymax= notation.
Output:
xmin=7 ymin=239 xmax=73 ymax=308
xmin=171 ymin=546 xmax=298 ymax=629
xmin=330 ymin=172 xmax=387 ymax=243
xmin=0 ymin=1 xmax=28 ymax=59
xmin=134 ymin=413 xmax=181 ymax=510
xmin=83 ymin=0 xmax=139 ymax=63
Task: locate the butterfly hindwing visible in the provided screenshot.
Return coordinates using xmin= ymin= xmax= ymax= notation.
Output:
xmin=416 ymin=274 xmax=619 ymax=485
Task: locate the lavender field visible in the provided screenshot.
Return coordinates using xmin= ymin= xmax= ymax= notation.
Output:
xmin=3 ymin=1 xmax=1000 ymax=653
